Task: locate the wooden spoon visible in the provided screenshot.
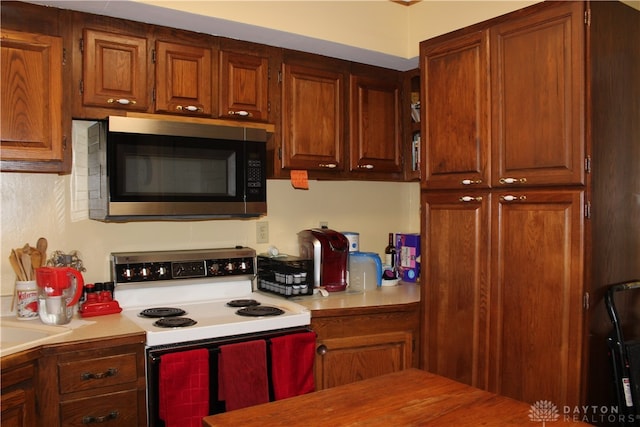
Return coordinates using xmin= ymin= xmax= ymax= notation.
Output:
xmin=9 ymin=250 xmax=26 ymax=281
xmin=21 ymin=251 xmax=32 ymax=281
xmin=30 ymin=249 xmax=42 ymax=276
xmin=37 ymin=237 xmax=48 ymax=265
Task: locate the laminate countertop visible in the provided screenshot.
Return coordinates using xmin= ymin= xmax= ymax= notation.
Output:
xmin=203 ymin=368 xmax=593 ymax=426
xmin=286 ymin=281 xmax=420 ymax=312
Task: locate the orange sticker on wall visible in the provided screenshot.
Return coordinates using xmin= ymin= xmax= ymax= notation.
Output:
xmin=290 ymin=170 xmax=309 ymax=190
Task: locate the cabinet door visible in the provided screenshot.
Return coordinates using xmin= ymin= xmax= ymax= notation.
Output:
xmin=489 ymin=189 xmax=584 ymax=407
xmin=421 ymin=191 xmax=491 ymax=389
xmin=315 ymin=331 xmax=412 ymax=390
xmin=0 ymin=29 xmax=64 ymax=164
xmin=421 ymin=30 xmax=490 ymax=190
xmin=491 ymin=2 xmax=585 ymax=187
xmin=219 ymin=50 xmax=269 ymax=122
xmin=82 ymin=29 xmax=149 ymax=111
xmin=281 ymin=61 xmax=345 ymax=171
xmin=155 ymin=40 xmax=212 ymax=116
xmin=349 ymin=74 xmax=402 ymax=174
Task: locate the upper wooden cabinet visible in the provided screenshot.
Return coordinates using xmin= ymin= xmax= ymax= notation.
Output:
xmin=421 ymin=30 xmax=490 ymax=190
xmin=349 ymin=67 xmax=403 ymax=175
xmin=490 ymin=4 xmax=584 ymax=188
xmin=219 ymin=50 xmax=269 ymax=122
xmin=421 ymin=1 xmax=585 ymax=189
xmin=81 ymin=28 xmax=149 ymax=112
xmin=0 ymin=25 xmax=71 ymax=173
xmin=154 ymin=40 xmax=213 ymax=116
xmin=280 ymin=53 xmax=346 ymax=172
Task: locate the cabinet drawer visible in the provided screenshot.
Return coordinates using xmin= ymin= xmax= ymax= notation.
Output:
xmin=60 ymin=389 xmax=138 ymax=427
xmin=58 ymin=353 xmax=138 ymax=394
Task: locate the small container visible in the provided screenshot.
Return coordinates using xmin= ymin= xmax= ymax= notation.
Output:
xmin=16 ymin=280 xmax=39 ymax=320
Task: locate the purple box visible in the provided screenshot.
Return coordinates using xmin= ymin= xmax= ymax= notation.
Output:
xmin=395 ymin=233 xmax=420 ymax=282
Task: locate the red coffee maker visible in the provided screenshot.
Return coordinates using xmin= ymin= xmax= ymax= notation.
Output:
xmin=298 ymin=228 xmax=349 ymax=292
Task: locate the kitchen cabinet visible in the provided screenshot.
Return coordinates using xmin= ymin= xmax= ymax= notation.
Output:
xmin=421 ymin=1 xmax=584 ymax=190
xmin=0 ymin=1 xmax=72 ymax=174
xmin=403 ymin=68 xmax=421 ymax=181
xmin=154 ymin=38 xmax=214 ymax=116
xmin=348 ymin=64 xmax=403 ymax=176
xmin=421 ymin=192 xmax=490 ymax=389
xmin=37 ymin=334 xmax=146 ymax=427
xmin=419 ymin=0 xmax=640 ymax=411
xmin=310 ymin=303 xmax=419 ymax=390
xmin=1 ymin=350 xmax=38 ymax=427
xmin=219 ymin=38 xmax=276 ymax=123
xmin=79 ymin=28 xmax=150 ymax=114
xmin=422 ymin=189 xmax=584 ymax=406
xmin=279 ymin=51 xmax=347 ymax=174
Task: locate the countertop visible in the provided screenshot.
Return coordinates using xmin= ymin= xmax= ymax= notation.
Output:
xmin=203 ymin=368 xmax=593 ymax=426
xmin=288 ymin=281 xmax=420 ymax=312
xmin=0 ymin=283 xmax=419 ymax=359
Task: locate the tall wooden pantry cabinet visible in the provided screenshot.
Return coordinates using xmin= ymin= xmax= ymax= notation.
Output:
xmin=419 ymin=0 xmax=639 ymax=413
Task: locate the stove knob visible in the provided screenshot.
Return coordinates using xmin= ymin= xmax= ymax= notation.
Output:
xmin=140 ymin=265 xmax=151 ymax=279
xmin=225 ymin=262 xmax=234 ymax=273
xmin=122 ymin=267 xmax=133 ymax=280
xmin=157 ymin=265 xmax=167 ymax=277
xmin=239 ymin=261 xmax=248 ymax=271
xmin=209 ymin=263 xmax=221 ymax=276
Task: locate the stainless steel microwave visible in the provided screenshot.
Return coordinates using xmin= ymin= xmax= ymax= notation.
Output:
xmin=88 ymin=116 xmax=267 ymax=222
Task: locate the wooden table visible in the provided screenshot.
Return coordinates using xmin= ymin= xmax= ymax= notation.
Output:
xmin=203 ymin=368 xmax=592 ymax=426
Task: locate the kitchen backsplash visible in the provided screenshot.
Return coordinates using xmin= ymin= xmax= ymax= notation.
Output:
xmin=1 ymin=163 xmax=419 ymax=296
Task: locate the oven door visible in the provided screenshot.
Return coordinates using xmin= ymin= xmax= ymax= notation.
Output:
xmin=146 ymin=327 xmax=314 ymax=427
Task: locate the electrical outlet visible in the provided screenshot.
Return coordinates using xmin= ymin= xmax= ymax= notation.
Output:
xmin=256 ymin=221 xmax=269 ymax=243
xmin=319 ymin=221 xmax=329 ymax=229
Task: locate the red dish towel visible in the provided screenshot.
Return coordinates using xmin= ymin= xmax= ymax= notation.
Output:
xmin=218 ymin=340 xmax=269 ymax=411
xmin=270 ymin=331 xmax=316 ymax=400
xmin=159 ymin=348 xmax=209 ymax=427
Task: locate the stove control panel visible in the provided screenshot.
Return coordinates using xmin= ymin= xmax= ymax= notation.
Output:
xmin=111 ymin=248 xmax=256 ymax=284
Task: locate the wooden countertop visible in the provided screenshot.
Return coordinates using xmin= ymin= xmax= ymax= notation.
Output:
xmin=203 ymin=368 xmax=592 ymax=426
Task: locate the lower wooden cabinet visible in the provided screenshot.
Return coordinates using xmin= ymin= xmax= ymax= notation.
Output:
xmin=1 ymin=351 xmax=38 ymax=427
xmin=311 ymin=303 xmax=419 ymax=390
xmin=37 ymin=335 xmax=146 ymax=427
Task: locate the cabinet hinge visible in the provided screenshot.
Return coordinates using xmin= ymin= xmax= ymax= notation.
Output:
xmin=152 ymin=49 xmax=157 ymax=64
xmin=152 ymin=87 xmax=156 ymax=102
xmin=584 ymin=155 xmax=591 ymax=173
xmin=268 ymin=100 xmax=271 ymax=114
xmin=79 ymin=38 xmax=84 ymax=54
xmin=584 ymin=9 xmax=591 ymax=26
xmin=583 ymin=292 xmax=590 ymax=310
xmin=278 ymin=70 xmax=282 ymax=84
xmin=278 ymin=147 xmax=282 ymax=160
xmin=63 ymin=135 xmax=68 ymax=151
xmin=62 ymin=47 xmax=67 ymax=66
xmin=585 ymin=200 xmax=591 ymax=219
xmin=79 ymin=79 xmax=84 ymax=94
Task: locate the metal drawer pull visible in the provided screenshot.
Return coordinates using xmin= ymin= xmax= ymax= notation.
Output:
xmin=228 ymin=110 xmax=252 ymax=117
xmin=499 ymin=177 xmax=527 ymax=184
xmin=461 ymin=179 xmax=482 ymax=185
xmin=500 ymin=195 xmax=527 ymax=202
xmin=81 ymin=368 xmax=118 ymax=380
xmin=357 ymin=164 xmax=374 ymax=169
xmin=316 ymin=344 xmax=328 ymax=355
xmin=318 ymin=163 xmax=337 ymax=169
xmin=106 ymin=98 xmax=136 ymax=105
xmin=176 ymin=105 xmax=203 ymax=112
xmin=459 ymin=196 xmax=483 ymax=202
xmin=82 ymin=411 xmax=119 ymax=424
